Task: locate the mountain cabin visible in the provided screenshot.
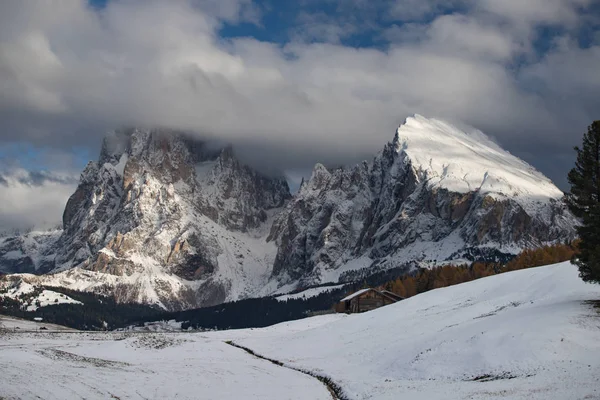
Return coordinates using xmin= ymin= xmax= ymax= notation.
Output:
xmin=335 ymin=288 xmax=403 ymax=314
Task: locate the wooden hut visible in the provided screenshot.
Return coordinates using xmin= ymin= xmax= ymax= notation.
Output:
xmin=335 ymin=288 xmax=402 ymax=314
xmin=378 ymin=290 xmax=405 ymax=302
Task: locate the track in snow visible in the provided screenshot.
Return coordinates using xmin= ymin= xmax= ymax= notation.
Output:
xmin=226 ymin=340 xmax=348 ymax=400
xmin=0 ymin=332 xmax=332 ymax=400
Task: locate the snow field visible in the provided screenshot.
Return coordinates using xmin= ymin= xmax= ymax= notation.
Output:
xmin=1 ymin=262 xmax=598 ymax=400
xmin=0 ymin=332 xmax=331 ymax=400
xmin=0 ymin=315 xmax=77 ymax=332
xmin=237 ymin=262 xmax=600 ymax=399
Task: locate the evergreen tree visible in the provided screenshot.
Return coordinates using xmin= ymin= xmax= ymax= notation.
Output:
xmin=567 ymin=121 xmax=600 ymax=283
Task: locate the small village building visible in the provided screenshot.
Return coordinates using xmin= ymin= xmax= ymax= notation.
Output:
xmin=335 ymin=288 xmax=403 ymax=314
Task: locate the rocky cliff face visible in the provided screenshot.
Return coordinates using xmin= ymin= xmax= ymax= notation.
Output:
xmin=0 ymin=230 xmax=60 ymax=274
xmin=267 ymin=115 xmax=577 ymax=287
xmin=0 ymin=128 xmax=290 ymax=309
xmin=0 ymin=116 xmax=578 ymax=310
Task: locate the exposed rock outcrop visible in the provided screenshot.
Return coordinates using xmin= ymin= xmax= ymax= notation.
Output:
xmin=267 ymin=116 xmax=576 ymax=287
xmin=0 ymin=116 xmax=578 ymax=310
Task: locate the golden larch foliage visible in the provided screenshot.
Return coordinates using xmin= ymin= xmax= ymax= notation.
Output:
xmin=382 ymin=242 xmax=578 ymax=299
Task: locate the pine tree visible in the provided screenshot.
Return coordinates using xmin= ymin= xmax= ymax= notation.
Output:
xmin=567 ymin=121 xmax=600 ymax=283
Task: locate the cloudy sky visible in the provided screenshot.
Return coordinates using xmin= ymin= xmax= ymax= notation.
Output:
xmin=1 ymin=0 xmax=599 ymax=231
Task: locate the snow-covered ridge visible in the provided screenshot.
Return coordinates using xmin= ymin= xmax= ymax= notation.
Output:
xmin=0 ymin=118 xmax=578 ymax=310
xmin=275 ymin=284 xmax=346 ymax=302
xmin=0 ymin=279 xmax=83 ymax=311
xmin=0 ymin=229 xmax=61 ymax=272
xmin=269 ymin=115 xmax=576 ymax=289
xmin=395 ymin=115 xmax=564 ymax=206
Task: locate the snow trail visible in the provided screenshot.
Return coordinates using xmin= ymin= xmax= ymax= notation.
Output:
xmin=226 ymin=340 xmax=347 ymax=400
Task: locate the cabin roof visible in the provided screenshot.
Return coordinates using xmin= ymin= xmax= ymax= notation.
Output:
xmin=379 ymin=290 xmax=405 ymax=301
xmin=340 ymin=288 xmax=404 ymax=303
xmin=340 ymin=288 xmax=372 ymax=302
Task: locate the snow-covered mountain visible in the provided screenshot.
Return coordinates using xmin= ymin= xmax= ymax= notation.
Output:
xmin=1 ymin=128 xmax=290 ymax=309
xmin=0 ymin=116 xmax=577 ymax=310
xmin=269 ymin=115 xmax=576 ymax=287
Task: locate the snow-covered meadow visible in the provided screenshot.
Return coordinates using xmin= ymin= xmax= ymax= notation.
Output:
xmin=0 ymin=325 xmax=334 ymax=399
xmin=1 ymin=262 xmax=599 ymax=399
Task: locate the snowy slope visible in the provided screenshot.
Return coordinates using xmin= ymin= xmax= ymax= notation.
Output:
xmin=0 ymin=279 xmax=83 ymax=311
xmin=238 ymin=262 xmax=600 ymax=400
xmin=395 ymin=115 xmax=564 ymax=211
xmin=24 ymin=290 xmax=83 ymax=311
xmin=0 ymin=315 xmax=77 ymax=331
xmin=1 ymin=263 xmax=598 ymax=399
xmin=31 ymin=209 xmax=280 ymax=310
xmin=275 ymin=284 xmax=346 ymax=301
xmin=0 ymin=332 xmax=331 ymax=400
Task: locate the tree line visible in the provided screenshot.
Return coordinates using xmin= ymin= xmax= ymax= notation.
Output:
xmin=0 ymin=285 xmax=162 ymax=330
xmin=382 ymin=242 xmax=579 ymax=299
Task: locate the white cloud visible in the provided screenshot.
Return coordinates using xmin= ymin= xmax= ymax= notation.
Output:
xmin=476 ymin=0 xmax=592 ymax=26
xmin=0 ymin=169 xmax=77 ymax=232
xmin=0 ymin=0 xmax=597 ymax=209
xmin=425 ymin=14 xmax=518 ymax=61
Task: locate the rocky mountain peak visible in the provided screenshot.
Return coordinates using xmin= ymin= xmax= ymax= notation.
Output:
xmin=0 ymin=117 xmax=579 ymax=310
xmin=1 ymin=127 xmax=293 ymax=309
xmin=268 ymin=115 xmax=577 ymax=287
xmin=391 ymin=115 xmax=565 ymax=206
